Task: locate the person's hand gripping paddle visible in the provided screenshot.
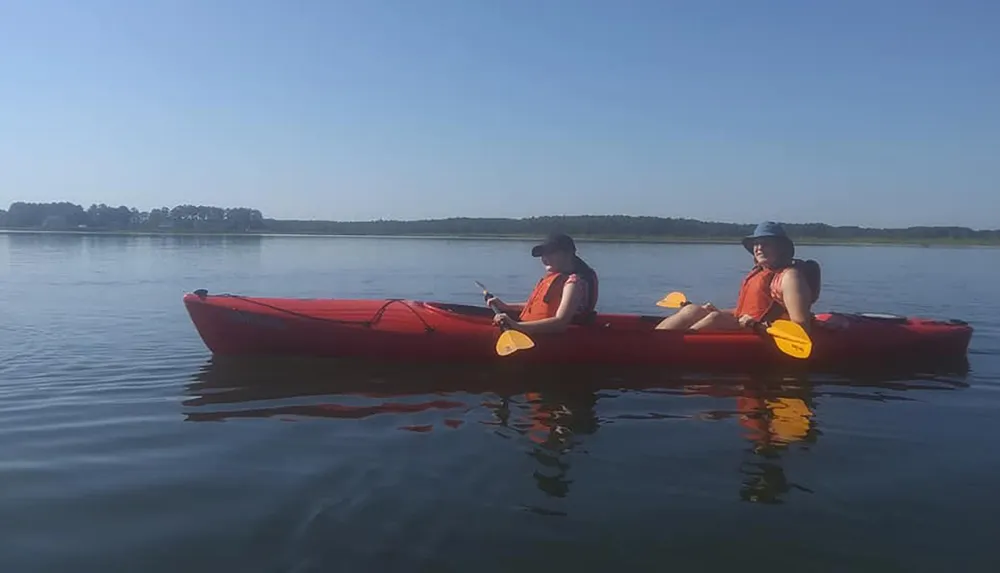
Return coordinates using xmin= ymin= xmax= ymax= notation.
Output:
xmin=475 ymin=281 xmax=535 ymax=356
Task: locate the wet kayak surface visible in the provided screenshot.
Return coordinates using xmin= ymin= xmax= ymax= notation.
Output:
xmin=2 ymin=233 xmax=999 ymax=573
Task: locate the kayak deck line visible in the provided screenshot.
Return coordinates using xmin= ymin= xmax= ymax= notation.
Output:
xmin=191 ymin=288 xmax=437 ymax=333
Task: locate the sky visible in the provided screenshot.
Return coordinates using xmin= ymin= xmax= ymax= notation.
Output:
xmin=1 ymin=0 xmax=998 ymax=228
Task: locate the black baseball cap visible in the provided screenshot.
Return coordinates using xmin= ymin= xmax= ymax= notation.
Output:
xmin=531 ymin=233 xmax=576 ymax=257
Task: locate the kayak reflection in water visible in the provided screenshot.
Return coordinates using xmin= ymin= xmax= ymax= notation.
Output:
xmin=656 ymin=221 xmax=821 ymax=333
xmin=487 ymin=233 xmax=600 ymax=335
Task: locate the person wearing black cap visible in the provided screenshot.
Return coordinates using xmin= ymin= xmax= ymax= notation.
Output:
xmin=487 ymin=233 xmax=599 ymax=334
xmin=655 ymin=221 xmax=820 ymax=332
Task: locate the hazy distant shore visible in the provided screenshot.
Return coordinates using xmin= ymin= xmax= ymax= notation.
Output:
xmin=3 ymin=201 xmax=997 ymax=247
xmin=2 ymin=228 xmax=996 ymax=247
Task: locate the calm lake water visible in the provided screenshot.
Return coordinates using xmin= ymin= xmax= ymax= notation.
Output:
xmin=2 ymin=233 xmax=999 ymax=572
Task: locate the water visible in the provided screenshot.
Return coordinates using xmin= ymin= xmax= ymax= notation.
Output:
xmin=1 ymin=232 xmax=998 ymax=572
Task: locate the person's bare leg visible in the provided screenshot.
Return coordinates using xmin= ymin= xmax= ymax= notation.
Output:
xmin=690 ymin=310 xmax=742 ymax=331
xmin=655 ymin=304 xmax=710 ymax=330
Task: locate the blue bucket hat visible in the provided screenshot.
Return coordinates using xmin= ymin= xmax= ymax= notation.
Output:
xmin=742 ymin=221 xmax=794 ymax=257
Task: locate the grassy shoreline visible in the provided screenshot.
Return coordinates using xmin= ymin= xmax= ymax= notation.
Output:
xmin=2 ymin=228 xmax=997 ymax=247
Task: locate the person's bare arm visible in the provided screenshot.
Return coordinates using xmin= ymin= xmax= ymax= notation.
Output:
xmin=779 ymin=268 xmax=813 ymax=333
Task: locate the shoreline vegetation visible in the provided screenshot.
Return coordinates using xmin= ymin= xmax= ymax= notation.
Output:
xmin=2 ymin=201 xmax=998 ymax=247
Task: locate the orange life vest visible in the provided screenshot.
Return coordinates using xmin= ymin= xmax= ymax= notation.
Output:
xmin=518 ymin=269 xmax=598 ymax=323
xmin=733 ymin=259 xmax=821 ymax=323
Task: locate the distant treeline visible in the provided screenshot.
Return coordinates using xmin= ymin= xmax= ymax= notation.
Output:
xmin=1 ymin=201 xmax=998 ymax=244
xmin=0 ymin=202 xmax=265 ymax=232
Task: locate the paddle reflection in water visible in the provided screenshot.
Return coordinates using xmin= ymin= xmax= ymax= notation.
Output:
xmin=480 ymin=387 xmax=600 ymax=505
xmin=735 ymin=380 xmax=819 ymax=504
xmin=695 ymin=360 xmax=970 ymax=504
xmin=182 ymin=356 xmax=971 ymax=507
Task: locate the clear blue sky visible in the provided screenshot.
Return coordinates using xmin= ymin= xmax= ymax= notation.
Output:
xmin=1 ymin=0 xmax=997 ymax=228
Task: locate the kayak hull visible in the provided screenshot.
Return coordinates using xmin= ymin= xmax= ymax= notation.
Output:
xmin=182 ymin=290 xmax=974 ymax=371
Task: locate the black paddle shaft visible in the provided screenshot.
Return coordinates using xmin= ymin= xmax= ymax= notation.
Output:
xmin=475 ymin=281 xmax=514 ymax=330
xmin=474 ymin=281 xmax=496 ymax=307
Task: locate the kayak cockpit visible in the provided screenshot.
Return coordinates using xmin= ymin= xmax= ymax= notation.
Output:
xmin=419 ymin=301 xmax=497 ymax=319
xmin=419 ymin=301 xmax=667 ymax=331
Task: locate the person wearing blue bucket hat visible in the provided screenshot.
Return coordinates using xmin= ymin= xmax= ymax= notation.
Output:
xmin=656 ymin=221 xmax=821 ymax=333
xmin=742 ymin=221 xmax=795 ymax=259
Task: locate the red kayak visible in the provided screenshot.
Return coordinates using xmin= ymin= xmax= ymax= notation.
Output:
xmin=182 ymin=290 xmax=973 ymax=370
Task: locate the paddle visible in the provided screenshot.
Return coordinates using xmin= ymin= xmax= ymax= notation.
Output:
xmin=656 ymin=291 xmax=690 ymax=308
xmin=655 ymin=290 xmax=813 ymax=359
xmin=475 ymin=281 xmax=535 ymax=356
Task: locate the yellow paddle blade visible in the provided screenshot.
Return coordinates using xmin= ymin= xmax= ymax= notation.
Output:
xmin=496 ymin=329 xmax=535 ymax=356
xmin=656 ymin=291 xmax=689 ymax=308
xmin=765 ymin=320 xmax=813 ymax=359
